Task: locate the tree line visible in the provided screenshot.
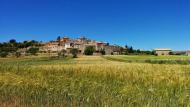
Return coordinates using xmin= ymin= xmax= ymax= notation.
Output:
xmin=123 ymin=45 xmax=154 ymax=55
xmin=0 ymin=39 xmax=42 ymax=57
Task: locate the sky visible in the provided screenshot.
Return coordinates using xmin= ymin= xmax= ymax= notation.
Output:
xmin=0 ymin=0 xmax=190 ymax=50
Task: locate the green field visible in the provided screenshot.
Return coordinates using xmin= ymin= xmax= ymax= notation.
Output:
xmin=104 ymin=55 xmax=190 ymax=64
xmin=1 ymin=55 xmax=190 ymax=107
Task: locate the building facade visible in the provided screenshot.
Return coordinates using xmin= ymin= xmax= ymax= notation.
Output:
xmin=154 ymin=48 xmax=172 ymax=56
xmin=40 ymin=36 xmax=122 ymax=55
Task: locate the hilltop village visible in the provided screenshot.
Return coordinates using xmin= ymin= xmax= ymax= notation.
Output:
xmin=40 ymin=36 xmax=122 ymax=55
xmin=0 ymin=36 xmax=135 ymax=58
xmin=0 ymin=36 xmax=190 ymax=58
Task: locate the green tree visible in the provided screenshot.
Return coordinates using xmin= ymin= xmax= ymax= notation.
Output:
xmin=58 ymin=49 xmax=67 ymax=58
xmin=15 ymin=51 xmax=21 ymax=58
xmin=136 ymin=49 xmax=141 ymax=55
xmin=57 ymin=36 xmax=61 ymax=46
xmin=100 ymin=48 xmax=106 ymax=55
xmin=128 ymin=46 xmax=134 ymax=53
xmin=119 ymin=47 xmax=124 ymax=54
xmin=17 ymin=42 xmax=25 ymax=48
xmin=0 ymin=52 xmax=8 ymax=58
xmin=23 ymin=40 xmax=41 ymax=48
xmin=71 ymin=48 xmax=78 ymax=58
xmin=125 ymin=45 xmax=128 ymax=49
xmin=9 ymin=39 xmax=16 ymax=44
xmin=23 ymin=41 xmax=32 ymax=48
xmin=0 ymin=43 xmax=2 ymax=48
xmin=124 ymin=45 xmax=129 ymax=55
xmin=169 ymin=51 xmax=174 ymax=55
xmin=8 ymin=39 xmax=18 ymax=52
xmin=57 ymin=36 xmax=61 ymax=57
xmin=84 ymin=46 xmax=95 ymax=55
xmin=111 ymin=52 xmax=114 ymax=55
xmin=27 ymin=47 xmax=39 ymax=55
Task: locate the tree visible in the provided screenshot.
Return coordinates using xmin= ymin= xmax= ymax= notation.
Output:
xmin=9 ymin=39 xmax=17 ymax=47
xmin=0 ymin=52 xmax=8 ymax=58
xmin=15 ymin=51 xmax=21 ymax=58
xmin=22 ymin=40 xmax=41 ymax=48
xmin=57 ymin=36 xmax=61 ymax=46
xmin=137 ymin=49 xmax=141 ymax=54
xmin=9 ymin=39 xmax=16 ymax=44
xmin=125 ymin=45 xmax=128 ymax=49
xmin=111 ymin=52 xmax=114 ymax=55
xmin=128 ymin=46 xmax=134 ymax=53
xmin=119 ymin=47 xmax=124 ymax=54
xmin=100 ymin=48 xmax=106 ymax=55
xmin=58 ymin=49 xmax=67 ymax=58
xmin=0 ymin=43 xmax=2 ymax=48
xmin=23 ymin=41 xmax=32 ymax=48
xmin=71 ymin=48 xmax=78 ymax=58
xmin=169 ymin=51 xmax=174 ymax=55
xmin=7 ymin=39 xmax=18 ymax=52
xmin=30 ymin=40 xmax=41 ymax=47
xmin=27 ymin=47 xmax=39 ymax=55
xmin=84 ymin=46 xmax=95 ymax=55
xmin=124 ymin=50 xmax=128 ymax=55
xmin=124 ymin=45 xmax=129 ymax=55
xmin=17 ymin=42 xmax=25 ymax=48
xmin=57 ymin=36 xmax=61 ymax=57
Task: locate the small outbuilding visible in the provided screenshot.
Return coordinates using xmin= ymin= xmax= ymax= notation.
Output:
xmin=154 ymin=48 xmax=172 ymax=56
xmin=186 ymin=51 xmax=190 ymax=56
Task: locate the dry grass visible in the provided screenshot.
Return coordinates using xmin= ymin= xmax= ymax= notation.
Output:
xmin=1 ymin=56 xmax=190 ymax=106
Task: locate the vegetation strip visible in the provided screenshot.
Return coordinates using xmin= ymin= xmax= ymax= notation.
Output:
xmin=103 ymin=55 xmax=190 ymax=65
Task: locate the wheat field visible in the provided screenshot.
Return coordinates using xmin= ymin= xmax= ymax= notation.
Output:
xmin=1 ymin=56 xmax=190 ymax=107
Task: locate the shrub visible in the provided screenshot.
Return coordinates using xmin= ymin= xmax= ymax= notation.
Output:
xmin=27 ymin=47 xmax=39 ymax=55
xmin=58 ymin=49 xmax=67 ymax=58
xmin=15 ymin=52 xmax=21 ymax=58
xmin=71 ymin=48 xmax=78 ymax=58
xmin=111 ymin=52 xmax=114 ymax=55
xmin=84 ymin=46 xmax=95 ymax=55
xmin=100 ymin=48 xmax=106 ymax=55
xmin=145 ymin=59 xmax=151 ymax=63
xmin=0 ymin=51 xmax=8 ymax=58
xmin=169 ymin=52 xmax=174 ymax=55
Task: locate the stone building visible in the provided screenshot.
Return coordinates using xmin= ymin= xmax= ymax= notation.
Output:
xmin=40 ymin=41 xmax=65 ymax=52
xmin=186 ymin=51 xmax=190 ymax=56
xmin=154 ymin=48 xmax=172 ymax=56
xmin=40 ymin=36 xmax=122 ymax=55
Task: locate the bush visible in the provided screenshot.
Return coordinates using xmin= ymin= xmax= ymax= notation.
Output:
xmin=100 ymin=48 xmax=106 ymax=55
xmin=169 ymin=52 xmax=174 ymax=55
xmin=15 ymin=52 xmax=21 ymax=58
xmin=84 ymin=46 xmax=95 ymax=55
xmin=71 ymin=48 xmax=78 ymax=58
xmin=0 ymin=51 xmax=8 ymax=58
xmin=27 ymin=47 xmax=39 ymax=55
xmin=145 ymin=59 xmax=151 ymax=63
xmin=58 ymin=49 xmax=67 ymax=58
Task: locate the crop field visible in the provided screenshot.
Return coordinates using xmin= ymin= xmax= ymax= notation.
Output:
xmin=104 ymin=55 xmax=190 ymax=64
xmin=1 ymin=55 xmax=190 ymax=107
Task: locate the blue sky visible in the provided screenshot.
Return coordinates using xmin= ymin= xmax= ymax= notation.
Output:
xmin=0 ymin=0 xmax=190 ymax=50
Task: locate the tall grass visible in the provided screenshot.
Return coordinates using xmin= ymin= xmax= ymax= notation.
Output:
xmin=1 ymin=56 xmax=190 ymax=106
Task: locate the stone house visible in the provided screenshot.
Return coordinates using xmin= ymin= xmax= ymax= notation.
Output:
xmin=40 ymin=41 xmax=64 ymax=52
xmin=40 ymin=36 xmax=122 ymax=55
xmin=154 ymin=48 xmax=172 ymax=56
xmin=186 ymin=51 xmax=190 ymax=56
